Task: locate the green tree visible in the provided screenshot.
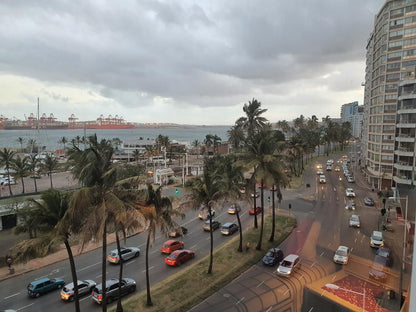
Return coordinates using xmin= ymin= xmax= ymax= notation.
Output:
xmin=0 ymin=148 xmax=16 ymax=196
xmin=58 ymin=136 xmax=68 ymax=154
xmin=11 ymin=155 xmax=30 ymax=194
xmin=42 ymin=154 xmax=58 ymax=189
xmin=237 ymin=98 xmax=268 ymax=140
xmin=227 ymin=121 xmax=245 ymax=151
xmin=27 ymin=154 xmax=40 ymax=192
xmin=17 ymin=137 xmax=25 ymax=152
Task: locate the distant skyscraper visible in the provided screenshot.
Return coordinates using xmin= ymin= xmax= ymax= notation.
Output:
xmin=340 ymin=101 xmax=362 ymax=138
xmin=340 ymin=101 xmax=359 ymax=123
xmin=363 ymin=0 xmax=416 ymax=191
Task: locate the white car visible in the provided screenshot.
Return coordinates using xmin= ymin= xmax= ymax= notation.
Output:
xmin=333 ymin=246 xmax=350 ymax=264
xmin=346 ymin=188 xmax=355 ymax=197
xmin=107 ymin=247 xmax=140 ymax=264
xmin=198 ymin=209 xmax=216 ymax=220
xmin=316 ymin=169 xmax=324 ymax=175
xmin=60 ymin=279 xmax=96 ymax=301
xmin=370 ymin=231 xmax=384 ymax=248
xmin=349 ymin=215 xmax=360 ymax=227
xmin=276 ymin=254 xmax=300 ymax=276
xmin=319 ymin=175 xmax=326 ymax=184
xmin=347 ymin=176 xmax=355 ymax=183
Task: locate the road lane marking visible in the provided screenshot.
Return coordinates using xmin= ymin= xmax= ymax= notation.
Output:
xmin=320 ymin=251 xmax=325 ymax=257
xmin=79 ymin=261 xmax=101 ymax=272
xmin=80 ymin=295 xmax=91 ymax=302
xmin=206 ymin=236 xmax=211 ymax=240
xmin=332 ymin=275 xmax=337 ymax=281
xmin=125 ymin=260 xmax=136 ymax=266
xmin=309 ymin=307 xmax=314 ymax=312
xmin=4 ymin=292 xmax=20 ymax=300
xmin=256 ymin=281 xmax=264 ymax=288
xmin=142 ymin=266 xmax=154 ymax=273
xmin=17 ymin=303 xmax=34 ymax=311
xmin=283 ymin=289 xmax=289 ymax=296
xmin=236 ymin=297 xmax=245 ymax=305
xmin=190 ymin=244 xmax=197 ymax=249
xmin=310 ymin=262 xmax=315 ymax=268
xmin=266 ymin=306 xmax=273 ymax=312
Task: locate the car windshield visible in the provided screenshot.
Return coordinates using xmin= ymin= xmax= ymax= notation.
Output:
xmin=265 ymin=251 xmax=274 ymax=257
xmin=28 ymin=284 xmax=34 ymax=290
xmin=374 ymin=255 xmax=387 ymax=266
xmin=110 ymin=252 xmax=118 ymax=257
xmin=163 ymin=244 xmax=169 ymax=248
xmin=281 ymin=260 xmax=293 ymax=267
xmin=336 ymin=250 xmax=347 ymax=257
xmin=351 ymin=216 xmax=358 ymax=221
xmin=169 ymin=254 xmax=178 ymax=259
xmin=372 ymin=233 xmax=382 ymax=240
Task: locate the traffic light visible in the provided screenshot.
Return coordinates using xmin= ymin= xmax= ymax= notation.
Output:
xmin=381 ymin=208 xmax=386 ymax=216
xmin=174 ymin=176 xmax=177 ymax=180
xmin=289 ymin=203 xmax=292 ymax=209
xmin=267 ymin=197 xmax=270 ymax=202
xmin=175 ymin=188 xmax=179 ymax=194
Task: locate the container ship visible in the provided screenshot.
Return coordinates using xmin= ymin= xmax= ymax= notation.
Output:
xmin=2 ymin=113 xmax=69 ymax=130
xmin=68 ymin=114 xmax=135 ymax=129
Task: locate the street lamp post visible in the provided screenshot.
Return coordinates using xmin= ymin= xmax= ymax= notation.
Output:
xmin=325 ymin=283 xmax=366 ymax=311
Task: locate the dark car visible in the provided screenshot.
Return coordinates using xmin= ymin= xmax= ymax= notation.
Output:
xmin=202 ymin=220 xmax=220 ymax=231
xmin=376 ymin=247 xmax=392 ymax=267
xmin=92 ymin=278 xmax=136 ymax=304
xmin=61 ymin=279 xmax=96 ymax=301
xmin=27 ymin=277 xmax=65 ymax=298
xmin=364 ymin=197 xmax=375 ymax=206
xmin=168 ymin=226 xmax=188 ymax=238
xmin=220 ymin=223 xmax=239 ymax=236
xmin=262 ymin=248 xmax=284 ymax=266
xmin=369 ymin=253 xmax=389 ymax=281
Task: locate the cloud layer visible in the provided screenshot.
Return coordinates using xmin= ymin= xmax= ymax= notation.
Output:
xmin=0 ymin=0 xmax=381 ymax=124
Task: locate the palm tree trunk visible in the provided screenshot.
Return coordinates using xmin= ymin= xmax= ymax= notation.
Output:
xmin=49 ymin=174 xmax=53 ymax=189
xmin=256 ymin=179 xmax=265 ymax=250
xmin=269 ymin=186 xmax=276 ymax=242
xmin=115 ymin=232 xmax=124 ymax=312
xmin=21 ymin=177 xmax=25 ymax=194
xmin=208 ymin=210 xmax=214 ymax=274
xmin=6 ymin=170 xmax=12 ymax=196
xmin=146 ymin=227 xmax=153 ymax=306
xmin=102 ymin=220 xmax=107 ymax=312
xmin=33 ymin=177 xmax=38 ymax=193
xmin=64 ymin=238 xmax=80 ymax=312
xmin=253 ymin=183 xmax=258 ymax=229
xmin=235 ymin=204 xmax=243 ymax=252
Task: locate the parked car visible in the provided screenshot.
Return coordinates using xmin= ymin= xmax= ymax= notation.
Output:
xmin=333 ymin=246 xmax=350 ymax=264
xmin=91 ymin=278 xmax=136 ymax=304
xmin=202 ymin=220 xmax=220 ymax=231
xmin=345 ymin=201 xmax=356 ymax=210
xmin=319 ymin=175 xmax=326 ymax=184
xmin=349 ymin=215 xmax=360 ymax=227
xmin=165 ymin=250 xmax=195 ymax=266
xmin=220 ymin=223 xmax=239 ymax=236
xmin=27 ymin=277 xmax=65 ymax=298
xmin=370 ymin=231 xmax=384 ymax=248
xmin=262 ymin=248 xmax=284 ymax=266
xmin=364 ymin=197 xmax=375 ymax=206
xmin=107 ymin=247 xmax=140 ymax=264
xmin=227 ymin=205 xmax=236 ymax=214
xmin=168 ymin=226 xmax=188 ymax=238
xmin=198 ymin=209 xmax=216 ymax=220
xmin=276 ymin=254 xmax=300 ymax=276
xmin=60 ymin=279 xmax=96 ymax=302
xmin=249 ymin=206 xmax=262 ymax=215
xmin=346 ymin=188 xmax=356 ymax=197
xmin=376 ymin=247 xmax=392 ymax=267
xmin=160 ymin=240 xmax=184 ymax=254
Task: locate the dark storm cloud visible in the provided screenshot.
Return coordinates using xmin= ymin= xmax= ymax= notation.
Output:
xmin=0 ymin=0 xmax=381 ymax=111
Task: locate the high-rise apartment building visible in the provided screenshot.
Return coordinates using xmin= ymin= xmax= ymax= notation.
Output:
xmin=363 ymin=0 xmax=416 ymax=190
xmin=340 ymin=101 xmax=359 ymax=122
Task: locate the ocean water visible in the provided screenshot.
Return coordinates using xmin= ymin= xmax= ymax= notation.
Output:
xmin=0 ymin=126 xmax=230 ymax=152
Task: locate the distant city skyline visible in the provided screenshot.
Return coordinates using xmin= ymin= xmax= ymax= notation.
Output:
xmin=0 ymin=1 xmax=381 ymax=125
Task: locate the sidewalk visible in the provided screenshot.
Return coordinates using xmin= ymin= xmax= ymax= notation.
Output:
xmin=0 ymin=233 xmax=119 ymax=282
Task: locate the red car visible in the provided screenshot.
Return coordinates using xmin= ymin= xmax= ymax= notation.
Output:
xmin=160 ymin=240 xmax=184 ymax=254
xmin=249 ymin=206 xmax=262 ymax=215
xmin=165 ymin=250 xmax=195 ymax=266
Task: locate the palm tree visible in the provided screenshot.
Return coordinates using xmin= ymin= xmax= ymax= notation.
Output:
xmin=227 ymin=122 xmax=245 ymax=151
xmin=27 ymin=139 xmax=37 ymax=154
xmin=239 ymin=129 xmax=285 ymax=250
xmin=276 ymin=120 xmax=291 ymax=136
xmin=17 ymin=137 xmax=25 ymax=152
xmin=66 ymin=134 xmax=129 ymax=312
xmin=132 ymin=149 xmax=141 ymax=164
xmin=237 ymin=98 xmax=268 ymax=140
xmin=140 ymin=184 xmax=183 ymax=306
xmin=42 ymin=154 xmax=58 ymax=189
xmin=58 ymin=136 xmax=68 ymax=155
xmin=27 ymin=154 xmax=40 ymax=192
xmin=0 ymin=148 xmax=16 ymax=195
xmin=186 ymin=157 xmax=220 ymax=273
xmin=11 ymin=155 xmax=30 ymax=194
xmin=216 ymin=155 xmax=245 ymax=252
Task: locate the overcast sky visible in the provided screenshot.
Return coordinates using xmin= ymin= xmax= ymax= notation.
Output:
xmin=0 ymin=0 xmax=382 ymax=125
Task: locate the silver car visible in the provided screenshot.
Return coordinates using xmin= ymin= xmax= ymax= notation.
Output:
xmin=60 ymin=279 xmax=96 ymax=301
xmin=349 ymin=215 xmax=360 ymax=227
xmin=107 ymin=247 xmax=140 ymax=264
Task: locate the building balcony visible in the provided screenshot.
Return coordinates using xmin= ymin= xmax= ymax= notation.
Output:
xmin=395 ymin=135 xmax=415 ymax=142
xmin=398 ymin=93 xmax=416 ymax=100
xmin=394 ymin=162 xmax=414 ymax=171
xmin=396 ymin=123 xmax=416 ymax=128
xmin=395 ymin=149 xmax=414 ymax=157
xmin=393 ymin=176 xmax=414 ymax=185
xmin=397 ymin=108 xmax=416 ymax=114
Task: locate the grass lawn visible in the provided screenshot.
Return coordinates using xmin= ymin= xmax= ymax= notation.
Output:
xmin=114 ymin=214 xmax=296 ymax=312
